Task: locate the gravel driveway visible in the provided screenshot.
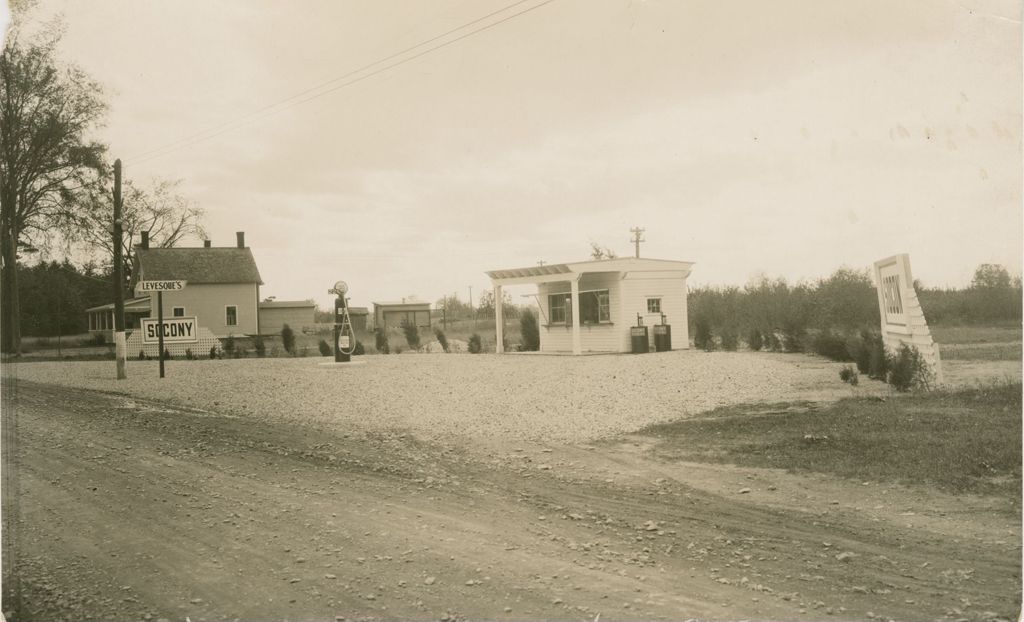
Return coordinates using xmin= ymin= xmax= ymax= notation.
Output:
xmin=9 ymin=350 xmax=853 ymax=443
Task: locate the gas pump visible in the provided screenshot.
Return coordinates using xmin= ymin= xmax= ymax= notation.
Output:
xmin=329 ymin=280 xmax=356 ymax=362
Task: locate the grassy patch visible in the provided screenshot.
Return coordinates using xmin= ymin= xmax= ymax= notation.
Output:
xmin=940 ymin=342 xmax=1022 ymax=361
xmin=931 ymin=324 xmax=1022 ymax=345
xmin=641 ymin=382 xmax=1022 ymax=496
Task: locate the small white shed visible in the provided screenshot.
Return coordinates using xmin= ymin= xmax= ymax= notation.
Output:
xmin=486 ymin=257 xmax=695 ymax=354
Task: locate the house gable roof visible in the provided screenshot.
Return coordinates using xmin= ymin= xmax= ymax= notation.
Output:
xmin=131 ymin=247 xmax=263 ymax=287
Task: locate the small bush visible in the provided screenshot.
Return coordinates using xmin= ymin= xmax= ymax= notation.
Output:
xmin=162 ymin=348 xmax=171 ymax=361
xmin=223 ymin=334 xmax=236 ymax=355
xmin=402 ymin=322 xmax=421 ymax=350
xmin=468 ymin=333 xmax=483 ymax=354
xmin=719 ymin=326 xmax=739 ymax=351
xmin=90 ymin=332 xmax=106 ymax=346
xmin=519 ymin=309 xmax=540 ymax=351
xmin=318 ymin=339 xmax=332 ymax=356
xmin=746 ymin=328 xmax=763 ymax=351
xmin=375 ymin=327 xmax=390 ymax=354
xmin=353 ymin=340 xmax=364 ymax=355
xmin=765 ymin=331 xmax=783 ymax=352
xmin=434 ymin=327 xmax=449 ymax=353
xmin=254 ymin=336 xmax=266 ymax=357
xmin=888 ymin=343 xmax=934 ymax=392
xmin=839 ymin=365 xmax=859 ymax=386
xmin=209 ymin=346 xmax=219 ymax=359
xmin=848 ymin=329 xmax=873 ymax=374
xmin=185 ymin=348 xmax=195 ymax=360
xmin=138 ymin=350 xmax=146 ymax=360
xmin=281 ymin=324 xmax=296 ymax=355
xmin=812 ymin=329 xmax=850 ymax=361
xmin=781 ymin=322 xmax=807 ymax=353
xmin=867 ymin=334 xmax=889 ymax=380
xmin=693 ymin=316 xmax=715 ymax=351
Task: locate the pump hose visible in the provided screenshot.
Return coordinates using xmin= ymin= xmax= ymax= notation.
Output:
xmin=338 ymin=302 xmax=357 ymax=355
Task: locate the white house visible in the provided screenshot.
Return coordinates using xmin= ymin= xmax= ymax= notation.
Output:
xmin=485 ymin=257 xmax=695 ymax=354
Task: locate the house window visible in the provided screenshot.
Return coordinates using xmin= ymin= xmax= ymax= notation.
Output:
xmin=647 ymin=298 xmax=662 ymax=313
xmin=173 ymin=307 xmax=185 ymax=317
xmin=226 ymin=305 xmax=238 ymax=326
xmin=549 ymin=294 xmax=568 ymax=324
xmin=581 ymin=290 xmax=610 ymax=324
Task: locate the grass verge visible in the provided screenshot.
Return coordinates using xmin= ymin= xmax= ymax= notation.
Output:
xmin=640 ymin=381 xmax=1022 ymax=497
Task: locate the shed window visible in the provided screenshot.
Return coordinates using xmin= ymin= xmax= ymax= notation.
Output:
xmin=226 ymin=306 xmax=238 ymax=326
xmin=647 ymin=298 xmax=661 ymax=313
xmin=172 ymin=307 xmax=185 ymax=317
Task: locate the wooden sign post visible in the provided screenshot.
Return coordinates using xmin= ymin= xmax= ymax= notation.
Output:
xmin=135 ymin=280 xmax=188 ymax=378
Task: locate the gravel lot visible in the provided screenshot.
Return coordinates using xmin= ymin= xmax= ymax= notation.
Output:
xmin=9 ymin=350 xmax=856 ymax=443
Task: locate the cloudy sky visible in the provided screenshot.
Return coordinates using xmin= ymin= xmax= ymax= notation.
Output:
xmin=10 ymin=0 xmax=1023 ymax=308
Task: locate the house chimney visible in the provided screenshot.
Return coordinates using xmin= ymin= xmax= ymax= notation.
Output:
xmin=140 ymin=231 xmax=149 ymax=250
xmin=204 ymin=239 xmax=211 ymax=248
xmin=236 ymin=231 xmax=245 ymax=248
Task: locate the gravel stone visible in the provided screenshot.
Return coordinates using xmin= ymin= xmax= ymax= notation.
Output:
xmin=16 ymin=352 xmax=843 ymax=443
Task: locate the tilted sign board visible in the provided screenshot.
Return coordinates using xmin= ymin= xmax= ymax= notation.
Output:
xmin=872 ymin=254 xmax=942 ymax=383
xmin=141 ymin=317 xmax=199 ymax=344
xmin=136 ymin=280 xmax=187 ymax=294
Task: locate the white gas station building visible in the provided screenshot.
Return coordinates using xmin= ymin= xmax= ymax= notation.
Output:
xmin=486 ymin=257 xmax=695 ymax=354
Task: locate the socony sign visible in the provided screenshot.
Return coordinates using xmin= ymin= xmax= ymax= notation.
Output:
xmin=141 ymin=317 xmax=199 ymax=344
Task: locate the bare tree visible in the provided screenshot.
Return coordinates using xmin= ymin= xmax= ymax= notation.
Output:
xmin=76 ymin=178 xmax=205 ymax=285
xmin=0 ymin=14 xmax=108 ymax=353
xmin=589 ymin=242 xmax=617 ymax=260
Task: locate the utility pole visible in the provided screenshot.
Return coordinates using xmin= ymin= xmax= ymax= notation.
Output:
xmin=113 ymin=159 xmax=127 ymax=379
xmin=630 ymin=226 xmax=645 ymax=259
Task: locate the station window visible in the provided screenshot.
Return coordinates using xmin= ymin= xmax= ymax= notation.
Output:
xmin=172 ymin=307 xmax=185 ymax=317
xmin=549 ymin=295 xmax=567 ymax=324
xmin=581 ymin=290 xmax=610 ymax=324
xmin=647 ymin=298 xmax=662 ymax=313
xmin=549 ymin=290 xmax=610 ymax=324
xmin=225 ymin=305 xmax=238 ymax=326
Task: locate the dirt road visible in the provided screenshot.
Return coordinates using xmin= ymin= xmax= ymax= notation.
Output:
xmin=4 ymin=381 xmax=1019 ymax=621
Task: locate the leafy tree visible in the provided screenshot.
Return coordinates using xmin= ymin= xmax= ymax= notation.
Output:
xmin=477 ymin=288 xmax=518 ymax=319
xmin=1 ymin=13 xmax=109 ymax=353
xmin=17 ymin=259 xmax=110 ymax=336
xmin=435 ymin=294 xmax=473 ymax=320
xmin=971 ymin=264 xmax=1012 ymax=289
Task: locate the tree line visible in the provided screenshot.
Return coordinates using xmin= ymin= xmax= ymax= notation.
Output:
xmin=688 ymin=263 xmax=1022 ymax=350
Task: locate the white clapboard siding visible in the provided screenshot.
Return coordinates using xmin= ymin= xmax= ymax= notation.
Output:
xmin=618 ymin=273 xmax=690 ymax=350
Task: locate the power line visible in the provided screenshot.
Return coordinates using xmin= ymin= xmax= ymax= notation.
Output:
xmin=131 ymin=0 xmax=557 ymax=166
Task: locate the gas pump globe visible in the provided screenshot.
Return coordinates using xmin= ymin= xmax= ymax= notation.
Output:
xmin=329 ymin=280 xmax=355 ymax=362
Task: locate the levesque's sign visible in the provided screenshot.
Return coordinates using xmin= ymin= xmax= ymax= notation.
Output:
xmin=136 ymin=280 xmax=187 ymax=293
xmin=141 ymin=317 xmax=198 ymax=344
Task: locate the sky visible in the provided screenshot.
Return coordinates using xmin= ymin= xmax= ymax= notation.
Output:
xmin=6 ymin=0 xmax=1023 ymax=309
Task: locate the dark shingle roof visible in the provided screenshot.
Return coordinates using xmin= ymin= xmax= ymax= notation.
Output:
xmin=132 ymin=247 xmax=263 ymax=286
